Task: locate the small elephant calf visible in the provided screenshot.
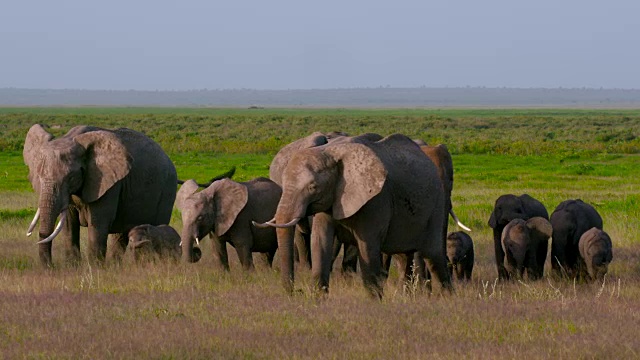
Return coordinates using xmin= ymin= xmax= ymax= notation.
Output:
xmin=501 ymin=217 xmax=552 ymax=280
xmin=446 ymin=232 xmax=474 ymax=281
xmin=578 ymin=227 xmax=613 ymax=282
xmin=127 ymin=224 xmax=202 ymax=262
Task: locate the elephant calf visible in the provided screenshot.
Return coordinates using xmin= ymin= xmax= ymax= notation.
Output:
xmin=501 ymin=217 xmax=552 ymax=280
xmin=446 ymin=232 xmax=474 ymax=281
xmin=578 ymin=227 xmax=613 ymax=282
xmin=127 ymin=224 xmax=202 ymax=262
xmin=177 ymin=177 xmax=281 ymax=271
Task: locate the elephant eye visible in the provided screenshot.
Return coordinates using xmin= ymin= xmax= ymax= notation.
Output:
xmin=308 ymin=183 xmax=317 ymax=193
xmin=197 ymin=215 xmax=204 ymax=222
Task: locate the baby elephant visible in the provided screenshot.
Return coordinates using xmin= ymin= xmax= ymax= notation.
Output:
xmin=177 ymin=177 xmax=281 ymax=271
xmin=446 ymin=232 xmax=474 ymax=281
xmin=578 ymin=227 xmax=613 ymax=282
xmin=501 ymin=217 xmax=552 ymax=280
xmin=127 ymin=224 xmax=202 ymax=262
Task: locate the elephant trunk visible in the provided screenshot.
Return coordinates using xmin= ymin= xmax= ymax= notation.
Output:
xmin=273 ymin=191 xmax=309 ymax=294
xmin=180 ymin=230 xmax=198 ymax=263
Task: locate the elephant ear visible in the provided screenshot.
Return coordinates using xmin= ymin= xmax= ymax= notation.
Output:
xmin=328 ymin=142 xmax=387 ymax=220
xmin=176 ymin=179 xmax=200 ymax=210
xmin=526 ymin=217 xmax=553 ymax=241
xmin=211 ymin=179 xmax=248 ymax=237
xmin=488 ymin=210 xmax=498 ymax=229
xmin=74 ymin=130 xmax=132 ymax=203
xmin=23 ymin=124 xmax=55 ymax=192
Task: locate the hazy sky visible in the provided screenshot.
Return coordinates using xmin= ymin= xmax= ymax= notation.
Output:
xmin=1 ymin=0 xmax=638 ymax=90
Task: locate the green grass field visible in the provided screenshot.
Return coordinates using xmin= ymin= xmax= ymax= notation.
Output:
xmin=1 ymin=108 xmax=639 ymax=358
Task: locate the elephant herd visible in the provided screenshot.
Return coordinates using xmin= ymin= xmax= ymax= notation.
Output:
xmin=22 ymin=124 xmax=613 ymax=300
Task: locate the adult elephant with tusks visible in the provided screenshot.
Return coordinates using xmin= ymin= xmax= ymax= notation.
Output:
xmin=23 ymin=124 xmax=177 ymax=266
xmin=255 ymin=133 xmax=452 ymax=299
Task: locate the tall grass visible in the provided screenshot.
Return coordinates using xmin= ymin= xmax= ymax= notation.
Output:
xmin=0 ymin=108 xmax=639 ymax=358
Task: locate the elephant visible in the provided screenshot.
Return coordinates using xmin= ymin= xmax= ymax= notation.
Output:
xmin=23 ymin=124 xmax=177 ymax=266
xmin=176 ymin=177 xmax=281 ymax=271
xmin=255 ymin=133 xmax=452 ymax=299
xmin=550 ymin=199 xmax=603 ymax=278
xmin=269 ymin=131 xmax=359 ymax=273
xmin=126 ymin=224 xmax=202 ymax=262
xmin=488 ymin=194 xmax=549 ymax=280
xmin=577 ymin=227 xmax=613 ymax=282
xmin=446 ymin=231 xmax=474 ymax=281
xmin=500 ymin=217 xmax=553 ymax=280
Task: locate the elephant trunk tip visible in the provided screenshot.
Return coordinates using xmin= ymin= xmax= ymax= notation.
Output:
xmin=36 ymin=210 xmax=67 ymax=245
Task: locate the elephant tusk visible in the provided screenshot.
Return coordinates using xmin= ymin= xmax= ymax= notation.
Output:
xmin=252 ymin=217 xmax=300 ymax=229
xmin=450 ymin=209 xmax=471 ymax=232
xmin=37 ymin=210 xmax=67 ymax=244
xmin=195 ymin=237 xmax=200 ymax=246
xmin=26 ymin=208 xmax=41 ymax=237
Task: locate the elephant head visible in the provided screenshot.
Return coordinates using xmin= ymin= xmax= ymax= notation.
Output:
xmin=127 ymin=224 xmax=201 ymax=262
xmin=269 ymin=131 xmax=348 ymax=186
xmin=578 ymin=227 xmax=613 ymax=282
xmin=501 ymin=217 xmax=552 ymax=280
xmin=446 ymin=232 xmax=469 ymax=266
xmin=176 ymin=179 xmax=248 ymax=263
xmin=489 ymin=194 xmax=549 ymax=229
xmin=23 ymin=124 xmax=132 ymax=246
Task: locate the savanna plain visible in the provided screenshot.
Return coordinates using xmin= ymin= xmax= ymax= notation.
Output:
xmin=1 ymin=108 xmax=640 ymax=359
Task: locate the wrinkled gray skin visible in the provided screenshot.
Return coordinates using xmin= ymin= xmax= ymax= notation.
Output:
xmin=177 ymin=177 xmax=281 ymax=271
xmin=407 ymin=143 xmax=461 ymax=280
xmin=550 ymin=199 xmax=603 ymax=278
xmin=23 ymin=124 xmax=177 ymax=266
xmin=269 ymin=131 xmax=358 ymax=272
xmin=446 ymin=232 xmax=474 ymax=281
xmin=488 ymin=194 xmax=548 ymax=280
xmin=262 ymin=133 xmax=451 ymax=299
xmin=577 ymin=227 xmax=613 ymax=282
xmin=126 ymin=224 xmax=201 ymax=262
xmin=501 ymin=217 xmax=553 ymax=280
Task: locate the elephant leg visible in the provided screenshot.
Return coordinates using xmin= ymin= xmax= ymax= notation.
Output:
xmin=330 ymin=235 xmax=343 ymax=272
xmin=342 ymin=242 xmax=359 ymax=273
xmin=266 ymin=250 xmax=276 ymax=268
xmin=355 ymin=240 xmax=384 ymax=300
xmin=212 ymin=236 xmax=230 ymax=271
xmin=60 ymin=207 xmax=81 ymax=265
xmin=380 ymin=253 xmax=392 ymax=280
xmin=310 ymin=213 xmax=335 ymax=293
xmin=107 ymin=233 xmax=128 ymax=263
xmin=412 ymin=251 xmax=427 ymax=282
xmin=550 ymin=242 xmax=567 ymax=277
xmin=235 ymin=245 xmax=254 ymax=271
xmin=294 ymin=226 xmax=312 ymax=270
xmin=86 ymin=223 xmax=109 ymax=264
xmin=494 ymin=228 xmax=509 ymax=280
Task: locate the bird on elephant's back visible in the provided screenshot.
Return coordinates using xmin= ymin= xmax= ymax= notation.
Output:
xmin=255 ymin=133 xmax=453 ymax=299
xmin=23 ymin=124 xmax=177 ymax=266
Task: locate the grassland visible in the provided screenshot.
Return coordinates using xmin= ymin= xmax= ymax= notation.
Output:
xmin=1 ymin=108 xmax=639 ymax=358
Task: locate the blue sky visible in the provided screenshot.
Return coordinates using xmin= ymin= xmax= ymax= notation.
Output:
xmin=1 ymin=0 xmax=638 ymax=90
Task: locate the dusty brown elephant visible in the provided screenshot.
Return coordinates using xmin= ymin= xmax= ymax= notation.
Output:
xmin=126 ymin=224 xmax=202 ymax=262
xmin=577 ymin=227 xmax=613 ymax=282
xmin=23 ymin=124 xmax=177 ymax=266
xmin=176 ymin=177 xmax=281 ymax=271
xmin=255 ymin=133 xmax=452 ymax=299
xmin=501 ymin=217 xmax=553 ymax=280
